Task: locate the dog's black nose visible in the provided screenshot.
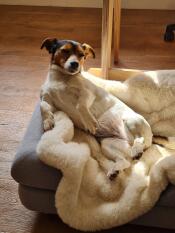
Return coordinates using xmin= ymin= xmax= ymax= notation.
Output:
xmin=70 ymin=61 xmax=79 ymax=70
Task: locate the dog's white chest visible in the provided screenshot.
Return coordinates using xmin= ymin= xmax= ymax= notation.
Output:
xmin=52 ymin=80 xmax=66 ymax=91
xmin=51 ymin=82 xmax=80 ymax=108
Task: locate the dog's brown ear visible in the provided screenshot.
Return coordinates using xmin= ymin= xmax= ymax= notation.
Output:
xmin=41 ymin=38 xmax=58 ymax=54
xmin=82 ymin=43 xmax=95 ymax=59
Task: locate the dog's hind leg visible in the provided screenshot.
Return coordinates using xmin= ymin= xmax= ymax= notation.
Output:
xmin=74 ymin=130 xmax=119 ymax=179
xmin=101 ymin=138 xmax=131 ymax=179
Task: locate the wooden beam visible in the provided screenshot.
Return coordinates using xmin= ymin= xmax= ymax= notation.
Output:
xmin=88 ymin=67 xmax=143 ymax=81
xmin=113 ymin=0 xmax=121 ymax=63
xmin=101 ymin=0 xmax=114 ymax=79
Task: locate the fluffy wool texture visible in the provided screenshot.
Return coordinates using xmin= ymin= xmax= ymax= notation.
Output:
xmin=37 ymin=70 xmax=175 ymax=231
xmin=84 ymin=70 xmax=175 ymax=138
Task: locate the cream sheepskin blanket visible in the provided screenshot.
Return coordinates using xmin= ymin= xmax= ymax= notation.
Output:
xmin=37 ymin=70 xmax=175 ymax=231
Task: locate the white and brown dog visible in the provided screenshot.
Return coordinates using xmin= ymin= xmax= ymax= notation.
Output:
xmin=40 ymin=38 xmax=152 ymax=179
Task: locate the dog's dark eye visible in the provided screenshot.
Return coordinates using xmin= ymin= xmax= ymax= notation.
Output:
xmin=79 ymin=53 xmax=85 ymax=58
xmin=61 ymin=49 xmax=70 ymax=55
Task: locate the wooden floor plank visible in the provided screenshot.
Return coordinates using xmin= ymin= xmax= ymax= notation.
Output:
xmin=0 ymin=95 xmax=38 ymax=112
xmin=0 ymin=110 xmax=32 ymax=143
xmin=0 ymin=141 xmax=19 ymax=162
xmin=0 ymin=180 xmax=36 ymax=233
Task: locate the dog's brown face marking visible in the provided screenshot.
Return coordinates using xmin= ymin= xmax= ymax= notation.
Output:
xmin=41 ymin=38 xmax=95 ymax=75
xmin=54 ymin=43 xmax=85 ymax=69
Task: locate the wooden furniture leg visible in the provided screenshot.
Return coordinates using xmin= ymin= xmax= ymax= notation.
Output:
xmin=101 ymin=0 xmax=114 ymax=79
xmin=114 ymin=0 xmax=121 ymax=64
xmin=90 ymin=1 xmax=127 ymax=80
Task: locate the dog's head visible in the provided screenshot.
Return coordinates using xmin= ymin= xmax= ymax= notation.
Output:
xmin=41 ymin=38 xmax=95 ymax=75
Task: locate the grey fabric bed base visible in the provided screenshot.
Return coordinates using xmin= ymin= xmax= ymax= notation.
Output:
xmin=19 ymin=183 xmax=175 ymax=229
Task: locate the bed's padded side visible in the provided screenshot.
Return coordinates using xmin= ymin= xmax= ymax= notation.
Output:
xmin=18 ymin=184 xmax=175 ymax=229
xmin=11 ymin=103 xmax=62 ymax=191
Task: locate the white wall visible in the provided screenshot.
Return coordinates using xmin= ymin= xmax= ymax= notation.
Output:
xmin=0 ymin=0 xmax=175 ymax=10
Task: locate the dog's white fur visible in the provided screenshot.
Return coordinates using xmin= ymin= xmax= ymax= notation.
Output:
xmin=40 ymin=64 xmax=152 ymax=175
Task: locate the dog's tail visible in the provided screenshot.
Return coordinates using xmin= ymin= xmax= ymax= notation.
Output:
xmin=153 ymin=136 xmax=175 ymax=150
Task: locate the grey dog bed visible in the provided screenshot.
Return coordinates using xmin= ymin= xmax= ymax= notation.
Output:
xmin=11 ymin=103 xmax=175 ymax=229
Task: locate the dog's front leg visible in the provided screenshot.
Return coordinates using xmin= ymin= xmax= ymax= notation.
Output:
xmin=77 ymin=89 xmax=98 ymax=135
xmin=40 ymin=94 xmax=56 ymax=131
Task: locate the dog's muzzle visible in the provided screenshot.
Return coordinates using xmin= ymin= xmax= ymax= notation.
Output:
xmin=68 ymin=61 xmax=79 ymax=73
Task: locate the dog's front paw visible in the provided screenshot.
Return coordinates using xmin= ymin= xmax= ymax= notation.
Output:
xmin=88 ymin=120 xmax=98 ymax=135
xmin=131 ymin=137 xmax=144 ymax=159
xmin=132 ymin=152 xmax=143 ymax=160
xmin=43 ymin=118 xmax=55 ymax=131
xmin=107 ymin=169 xmax=119 ymax=181
xmin=107 ymin=160 xmax=131 ymax=181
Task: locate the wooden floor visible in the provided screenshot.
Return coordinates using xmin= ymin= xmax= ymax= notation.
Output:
xmin=0 ymin=5 xmax=175 ymax=233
